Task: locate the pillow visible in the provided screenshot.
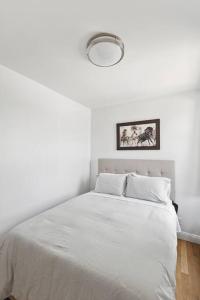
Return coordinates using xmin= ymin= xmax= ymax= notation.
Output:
xmin=131 ymin=172 xmax=171 ymax=198
xmin=125 ymin=174 xmax=171 ymax=203
xmin=95 ymin=173 xmax=127 ymax=196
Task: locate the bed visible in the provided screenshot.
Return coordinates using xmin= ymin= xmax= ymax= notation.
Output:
xmin=0 ymin=159 xmax=179 ymax=300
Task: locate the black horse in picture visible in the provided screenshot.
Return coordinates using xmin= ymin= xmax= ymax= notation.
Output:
xmin=137 ymin=126 xmax=155 ymax=146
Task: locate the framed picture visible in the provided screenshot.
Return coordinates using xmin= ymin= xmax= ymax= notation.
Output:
xmin=116 ymin=119 xmax=160 ymax=150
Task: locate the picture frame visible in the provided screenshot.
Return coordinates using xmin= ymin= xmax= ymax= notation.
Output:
xmin=116 ymin=119 xmax=160 ymax=150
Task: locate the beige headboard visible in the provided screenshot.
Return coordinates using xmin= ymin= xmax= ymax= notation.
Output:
xmin=98 ymin=158 xmax=175 ymax=201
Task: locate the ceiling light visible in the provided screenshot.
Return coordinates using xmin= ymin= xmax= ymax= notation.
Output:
xmin=87 ymin=33 xmax=124 ymax=67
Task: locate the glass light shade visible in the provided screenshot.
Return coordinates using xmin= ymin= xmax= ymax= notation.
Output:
xmin=87 ymin=33 xmax=124 ymax=67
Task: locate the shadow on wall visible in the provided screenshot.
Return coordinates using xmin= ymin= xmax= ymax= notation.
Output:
xmin=90 ymin=160 xmax=98 ymax=190
xmin=0 ymin=174 xmax=90 ymax=235
xmin=77 ymin=177 xmax=90 ymax=195
xmin=185 ymin=96 xmax=200 ymax=236
xmin=195 ymin=68 xmax=200 ymax=196
xmin=0 ymin=194 xmax=71 ymax=235
xmin=197 ymin=100 xmax=200 ymax=195
xmin=193 ymin=98 xmax=200 ymax=196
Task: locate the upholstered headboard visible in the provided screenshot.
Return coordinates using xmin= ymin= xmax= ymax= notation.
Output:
xmin=98 ymin=159 xmax=175 ymax=201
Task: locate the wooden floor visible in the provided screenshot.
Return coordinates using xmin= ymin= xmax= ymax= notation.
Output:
xmin=7 ymin=240 xmax=200 ymax=300
xmin=176 ymin=240 xmax=200 ymax=300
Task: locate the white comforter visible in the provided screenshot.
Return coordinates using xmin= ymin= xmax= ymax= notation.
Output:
xmin=0 ymin=192 xmax=178 ymax=300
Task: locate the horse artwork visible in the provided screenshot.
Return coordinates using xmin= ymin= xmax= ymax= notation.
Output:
xmin=117 ymin=119 xmax=160 ymax=150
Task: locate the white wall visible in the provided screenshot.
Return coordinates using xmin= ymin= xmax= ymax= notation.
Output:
xmin=0 ymin=65 xmax=91 ymax=234
xmin=91 ymin=93 xmax=200 ymax=236
xmin=1 ymin=63 xmax=199 ymax=239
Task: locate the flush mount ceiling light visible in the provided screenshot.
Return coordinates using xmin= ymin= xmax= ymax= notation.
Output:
xmin=86 ymin=33 xmax=124 ymax=67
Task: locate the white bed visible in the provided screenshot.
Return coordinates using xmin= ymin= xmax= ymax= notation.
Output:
xmin=0 ymin=159 xmax=179 ymax=300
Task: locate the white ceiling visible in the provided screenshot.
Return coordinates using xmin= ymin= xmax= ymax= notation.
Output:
xmin=1 ymin=0 xmax=200 ymax=108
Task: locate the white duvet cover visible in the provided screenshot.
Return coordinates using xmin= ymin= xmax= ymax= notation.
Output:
xmin=0 ymin=192 xmax=178 ymax=300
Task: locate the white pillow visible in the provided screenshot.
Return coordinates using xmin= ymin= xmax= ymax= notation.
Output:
xmin=95 ymin=173 xmax=127 ymax=196
xmin=125 ymin=174 xmax=171 ymax=203
xmin=131 ymin=172 xmax=171 ymax=198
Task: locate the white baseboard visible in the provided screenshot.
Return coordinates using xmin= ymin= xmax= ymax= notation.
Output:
xmin=178 ymin=231 xmax=200 ymax=245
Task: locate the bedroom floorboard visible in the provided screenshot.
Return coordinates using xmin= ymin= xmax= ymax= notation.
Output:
xmin=7 ymin=240 xmax=200 ymax=300
xmin=176 ymin=239 xmax=200 ymax=300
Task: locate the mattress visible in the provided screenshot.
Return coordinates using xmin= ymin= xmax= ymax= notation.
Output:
xmin=0 ymin=192 xmax=178 ymax=300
